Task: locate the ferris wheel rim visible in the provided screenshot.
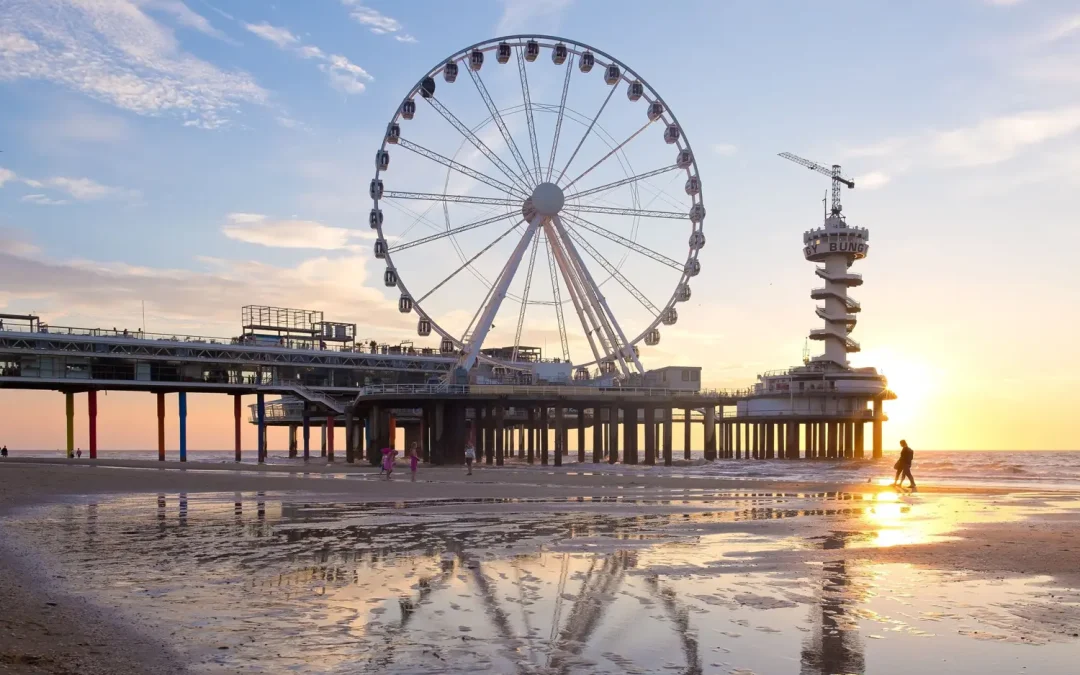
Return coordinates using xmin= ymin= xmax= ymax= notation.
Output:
xmin=371 ymin=34 xmax=706 ymax=371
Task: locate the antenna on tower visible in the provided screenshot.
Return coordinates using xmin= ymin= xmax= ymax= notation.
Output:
xmin=802 ymin=338 xmax=811 ymax=365
xmin=779 ymin=152 xmax=855 ymax=217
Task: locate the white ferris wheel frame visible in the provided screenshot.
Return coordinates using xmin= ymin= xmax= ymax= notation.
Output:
xmin=370 ymin=34 xmax=706 ymax=376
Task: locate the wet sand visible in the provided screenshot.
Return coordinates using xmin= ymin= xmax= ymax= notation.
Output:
xmin=1 ymin=459 xmax=1078 ymax=673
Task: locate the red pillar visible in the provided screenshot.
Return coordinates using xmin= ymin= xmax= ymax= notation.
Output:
xmin=233 ymin=394 xmax=242 ymax=462
xmin=156 ymin=392 xmax=165 ymax=461
xmin=88 ymin=390 xmax=98 ymax=459
xmin=327 ymin=415 xmax=336 ymax=461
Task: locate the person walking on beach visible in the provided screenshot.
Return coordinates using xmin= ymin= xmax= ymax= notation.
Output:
xmin=76 ymin=448 xmax=82 ymax=458
xmin=408 ymin=442 xmax=419 ymax=481
xmin=464 ymin=440 xmax=476 ymax=476
xmin=893 ymin=439 xmax=917 ymax=490
xmin=381 ymin=446 xmax=397 ymax=480
xmin=1 ymin=445 xmax=7 ymax=458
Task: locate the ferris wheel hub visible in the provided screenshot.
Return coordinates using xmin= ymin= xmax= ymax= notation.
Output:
xmin=529 ymin=182 xmax=565 ymax=217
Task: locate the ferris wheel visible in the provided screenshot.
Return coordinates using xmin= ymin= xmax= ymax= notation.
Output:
xmin=369 ymin=35 xmax=705 ymax=378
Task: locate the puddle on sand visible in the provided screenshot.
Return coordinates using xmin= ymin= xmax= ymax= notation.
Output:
xmin=5 ymin=492 xmax=1079 ymax=674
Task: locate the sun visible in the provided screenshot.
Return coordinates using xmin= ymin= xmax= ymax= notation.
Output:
xmin=853 ymin=347 xmax=939 ymax=429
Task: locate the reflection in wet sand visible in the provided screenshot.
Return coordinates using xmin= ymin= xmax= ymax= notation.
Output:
xmin=5 ymin=492 xmax=1078 ymax=674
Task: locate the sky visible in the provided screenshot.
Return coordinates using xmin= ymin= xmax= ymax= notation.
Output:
xmin=1 ymin=0 xmax=1079 ymax=452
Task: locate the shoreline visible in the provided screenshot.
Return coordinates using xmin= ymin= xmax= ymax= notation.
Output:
xmin=2 ymin=460 xmax=1079 ymax=672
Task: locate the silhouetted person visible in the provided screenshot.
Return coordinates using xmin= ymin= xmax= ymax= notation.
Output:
xmin=892 ymin=440 xmax=916 ymax=489
xmin=76 ymin=448 xmax=82 ymax=458
xmin=1 ymin=445 xmax=8 ymax=457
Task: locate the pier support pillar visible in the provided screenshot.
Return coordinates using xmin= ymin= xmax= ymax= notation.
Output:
xmin=608 ymin=406 xmax=620 ymax=464
xmin=526 ymin=407 xmax=536 ymax=464
xmin=577 ymin=409 xmax=586 ymax=463
xmin=592 ymin=408 xmax=603 ymax=463
xmin=643 ymin=406 xmax=656 ymax=465
xmin=704 ymin=407 xmax=716 ymax=461
xmin=65 ymin=392 xmax=74 ymax=458
xmin=320 ymin=424 xmax=326 ymax=457
xmin=827 ymin=421 xmax=838 ymax=458
xmin=344 ymin=406 xmax=356 ymax=464
xmin=302 ymin=407 xmax=311 ymax=461
xmin=623 ymin=407 xmax=638 ymax=465
xmin=765 ymin=423 xmax=773 ymax=459
xmin=326 ymin=414 xmax=335 ymax=462
xmin=87 ymin=390 xmax=97 ymax=459
xmin=234 ymin=394 xmax=243 ymax=462
xmin=804 ymin=423 xmax=813 ymax=459
xmin=872 ymin=399 xmax=883 ymax=459
xmin=178 ymin=391 xmax=187 ymax=462
xmin=429 ymin=403 xmax=445 ymax=465
xmin=405 ymin=423 xmax=421 ymax=460
xmin=663 ymin=408 xmax=673 ymax=466
xmin=844 ymin=422 xmax=855 ymax=459
xmin=817 ymin=422 xmax=827 ymax=459
xmin=495 ymin=406 xmax=505 ymax=466
xmin=288 ymin=425 xmax=298 ymax=458
xmin=554 ymin=406 xmax=564 ymax=467
xmin=683 ymin=408 xmax=692 ymax=460
xmin=734 ymin=422 xmax=742 ymax=459
xmin=540 ymin=407 xmax=549 ymax=465
xmin=157 ymin=392 xmax=166 ymax=461
xmin=256 ymin=393 xmax=266 ymax=463
xmin=854 ymin=421 xmax=864 ymax=459
xmin=485 ymin=407 xmax=495 ymax=465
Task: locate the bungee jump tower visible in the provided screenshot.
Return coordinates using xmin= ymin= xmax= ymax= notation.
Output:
xmin=732 ymin=154 xmax=894 ymax=460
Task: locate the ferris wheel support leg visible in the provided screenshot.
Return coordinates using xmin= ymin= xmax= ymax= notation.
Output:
xmin=543 ymin=222 xmax=605 ymax=366
xmin=455 ymin=216 xmax=543 ymax=375
xmin=552 ymin=215 xmax=644 ymax=375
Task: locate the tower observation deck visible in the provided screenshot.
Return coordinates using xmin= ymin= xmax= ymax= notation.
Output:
xmin=804 ymin=215 xmax=869 ymax=366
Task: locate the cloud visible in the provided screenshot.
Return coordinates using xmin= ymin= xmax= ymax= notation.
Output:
xmin=243 ymin=21 xmax=372 ymax=94
xmin=340 ymin=2 xmax=415 ymax=41
xmin=48 ymin=177 xmax=137 ymax=201
xmin=222 ymin=213 xmax=374 ymax=249
xmin=0 ymin=231 xmax=411 ymax=338
xmin=985 ymin=0 xmax=1024 ymax=5
xmin=1042 ymin=14 xmax=1080 ymax=43
xmin=0 ymin=167 xmax=15 ymax=187
xmin=495 ymin=0 xmax=574 ymax=34
xmin=137 ymin=0 xmax=230 ymax=41
xmin=712 ymin=143 xmax=738 ymax=156
xmin=846 ymin=105 xmax=1080 ymax=169
xmin=243 ymin=21 xmax=298 ymax=48
xmin=0 ymin=0 xmax=266 ymax=128
xmin=855 ymin=171 xmax=891 ymax=190
xmin=21 ymin=194 xmax=69 ymax=206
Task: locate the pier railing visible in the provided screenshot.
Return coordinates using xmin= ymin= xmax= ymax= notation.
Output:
xmin=353 ymin=383 xmax=754 ymax=400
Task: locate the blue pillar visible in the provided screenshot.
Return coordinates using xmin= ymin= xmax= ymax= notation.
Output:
xmin=178 ymin=391 xmax=188 ymax=462
xmin=302 ymin=411 xmax=311 ymax=461
xmin=257 ymin=393 xmax=266 ymax=463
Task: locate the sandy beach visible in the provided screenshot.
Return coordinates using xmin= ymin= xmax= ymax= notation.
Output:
xmin=1 ymin=458 xmax=1078 ymax=674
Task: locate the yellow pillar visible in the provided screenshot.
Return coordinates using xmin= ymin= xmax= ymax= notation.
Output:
xmin=65 ymin=392 xmax=75 ymax=458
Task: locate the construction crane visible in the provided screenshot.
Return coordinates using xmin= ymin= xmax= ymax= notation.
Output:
xmin=778 ymin=152 xmax=855 ymax=217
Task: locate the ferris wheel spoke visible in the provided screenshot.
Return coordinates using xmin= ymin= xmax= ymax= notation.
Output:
xmin=390 ymin=211 xmax=520 ymax=253
xmin=555 ymin=82 xmax=618 ymax=185
xmin=560 ymin=211 xmax=682 ymax=272
xmin=562 ymin=121 xmax=655 ymax=191
xmin=545 ymin=236 xmax=571 ymax=362
xmin=457 ymin=216 xmax=543 ymax=373
xmin=398 ymin=137 xmax=523 ymax=198
xmin=416 ymin=219 xmax=525 ymax=303
xmin=552 ymin=215 xmax=643 ymax=374
xmin=511 ymin=234 xmax=541 ymax=362
xmin=564 ymin=204 xmax=687 ymax=220
xmin=424 ymin=95 xmax=532 ymax=194
xmin=383 ymin=190 xmax=518 ymax=207
xmin=515 ymin=44 xmax=543 ymax=182
xmin=466 ymin=67 xmax=535 ymax=188
xmin=543 ymin=223 xmax=605 ymax=367
xmin=564 ymin=165 xmax=680 ymax=202
xmin=545 ymin=58 xmax=574 ymax=182
xmin=563 ymin=223 xmax=661 ymax=316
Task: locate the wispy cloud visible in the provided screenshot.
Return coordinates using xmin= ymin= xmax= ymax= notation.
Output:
xmin=0 ymin=0 xmax=266 ymax=128
xmin=856 ymin=171 xmax=891 ymax=190
xmin=0 ymin=167 xmax=15 ymax=188
xmin=339 ymin=2 xmax=416 ymax=42
xmin=137 ymin=0 xmax=230 ymax=42
xmin=496 ymin=0 xmax=574 ymax=34
xmin=47 ymin=177 xmax=140 ymax=201
xmin=243 ymin=21 xmax=373 ymax=94
xmin=712 ymin=143 xmax=738 ymax=156
xmin=847 ymin=105 xmax=1080 ymax=169
xmin=21 ymin=194 xmax=69 ymax=206
xmin=222 ymin=213 xmax=374 ymax=249
xmin=1043 ymin=14 xmax=1080 ymax=43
